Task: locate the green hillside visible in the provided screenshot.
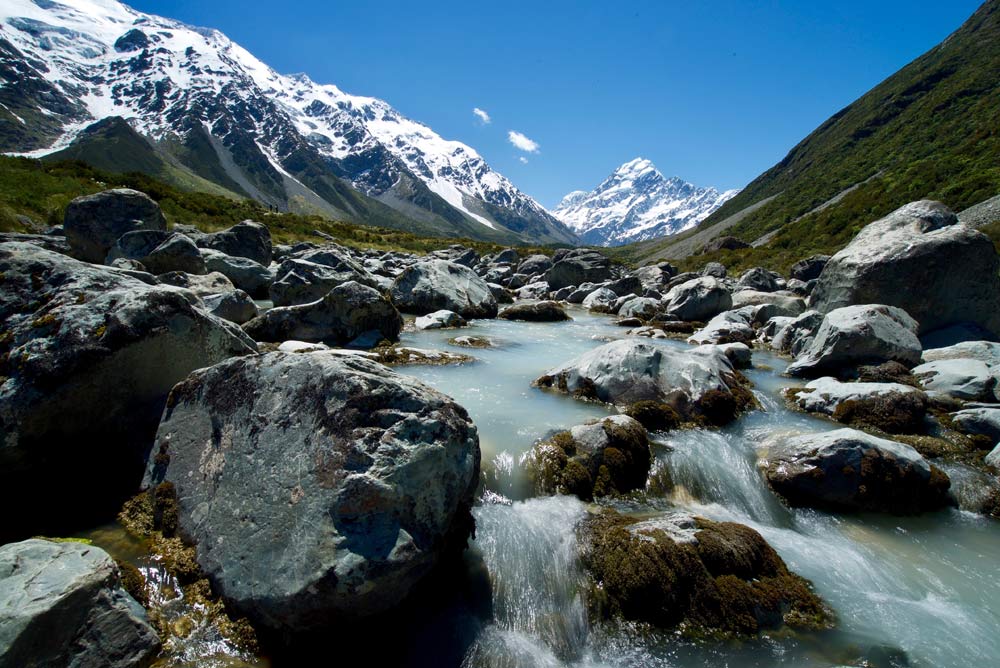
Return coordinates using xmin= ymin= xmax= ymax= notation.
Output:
xmin=619 ymin=0 xmax=1000 ymax=273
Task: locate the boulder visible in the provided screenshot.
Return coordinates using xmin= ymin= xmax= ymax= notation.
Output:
xmin=144 ymin=352 xmax=480 ymax=631
xmin=156 ymin=271 xmax=234 ymax=297
xmin=271 ymin=255 xmax=380 ymax=307
xmin=517 ymin=254 xmax=552 ymax=276
xmin=203 ymin=290 xmax=259 ymax=325
xmin=566 ymin=282 xmax=598 ymax=303
xmin=534 ymin=339 xmax=755 ymax=425
xmin=580 ymin=509 xmax=828 ymax=635
xmin=736 ymin=267 xmax=779 ymax=292
xmin=194 ymin=220 xmax=272 ymax=266
xmin=107 ymin=231 xmax=205 ymax=276
xmin=244 ymin=281 xmax=402 ymax=346
xmin=786 ymin=305 xmax=922 ymax=377
xmin=515 ymin=281 xmax=551 ymax=301
xmin=0 ymin=243 xmax=256 ymax=538
xmin=415 ymin=309 xmax=467 ymax=330
xmin=701 ymin=262 xmax=727 ymax=278
xmin=617 ymin=297 xmax=660 ymax=320
xmin=633 ymin=263 xmax=677 ymax=291
xmin=810 ymin=201 xmax=1000 ymax=337
xmin=731 ymin=290 xmax=806 ymax=317
xmin=771 ymin=310 xmax=823 ymax=356
xmin=63 ymin=189 xmax=166 ymax=263
xmin=911 ymin=358 xmax=1000 ymax=402
xmin=606 ymin=275 xmax=642 ymax=297
xmin=493 ymin=248 xmax=520 ymax=265
xmin=921 ymin=341 xmax=1000 ymax=367
xmin=789 ymin=255 xmax=829 ymax=282
xmin=702 ymin=236 xmax=750 ymax=253
xmin=663 ymin=276 xmax=732 ymax=322
xmin=687 ymin=310 xmax=754 ymax=346
xmin=790 ymin=377 xmax=928 ymax=433
xmin=390 ymin=260 xmax=498 ymax=318
xmin=498 ymin=301 xmax=571 ymax=322
xmin=487 ymin=283 xmax=515 ymax=304
xmin=545 ymin=249 xmax=613 ymax=290
xmin=950 ymin=407 xmax=1000 ymax=443
xmin=201 ymin=250 xmax=274 ymax=299
xmin=0 ymin=539 xmax=160 ymax=668
xmin=761 ymin=428 xmax=950 ymax=513
xmin=582 ymin=287 xmax=619 ymax=313
xmin=529 ymin=415 xmax=651 ymax=500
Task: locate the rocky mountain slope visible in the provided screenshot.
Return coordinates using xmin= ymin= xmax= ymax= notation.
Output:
xmin=553 ymin=158 xmax=737 ymax=246
xmin=621 ymin=0 xmax=1000 ymax=268
xmin=0 ymin=0 xmax=577 ymax=245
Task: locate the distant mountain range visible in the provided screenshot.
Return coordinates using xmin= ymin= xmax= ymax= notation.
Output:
xmin=0 ymin=0 xmax=578 ymax=245
xmin=621 ymin=0 xmax=1000 ymax=268
xmin=552 ymin=158 xmax=738 ymax=246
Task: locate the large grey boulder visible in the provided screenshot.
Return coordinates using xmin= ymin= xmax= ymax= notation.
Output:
xmin=156 ymin=270 xmax=234 ymax=297
xmin=731 ymin=290 xmax=806 ymax=318
xmin=790 ymin=377 xmax=928 ymax=433
xmin=632 ymin=263 xmax=676 ymax=292
xmin=0 ymin=539 xmax=160 ymax=668
xmin=761 ymin=428 xmax=950 ymax=513
xmin=64 ymin=189 xmax=166 ymax=264
xmin=145 ymin=352 xmax=480 ymax=632
xmin=545 ymin=249 xmax=613 ymax=290
xmin=390 ymin=260 xmax=498 ymax=318
xmin=792 ymin=377 xmax=927 ymax=416
xmin=194 ymin=220 xmax=272 ymax=266
xmin=950 ymin=408 xmax=1000 ymax=443
xmin=786 ymin=305 xmax=922 ymax=377
xmin=201 ymin=250 xmax=274 ymax=299
xmin=0 ymin=243 xmax=256 ymax=537
xmin=271 ymin=250 xmax=380 ymax=307
xmin=582 ymin=287 xmax=619 ymax=313
xmin=244 ymin=281 xmax=402 ymax=346
xmin=790 ymin=255 xmax=830 ymax=282
xmin=922 ymin=341 xmax=1000 ymax=367
xmin=106 ymin=230 xmax=205 ymax=276
xmin=663 ymin=277 xmax=732 ymax=322
xmin=771 ymin=310 xmax=824 ymax=356
xmin=414 ymin=309 xmax=467 ymax=330
xmin=203 ymin=290 xmax=259 ymax=325
xmin=517 ymin=254 xmax=552 ymax=276
xmin=617 ymin=296 xmax=660 ymax=320
xmin=911 ymin=358 xmax=1000 ymax=402
xmin=810 ymin=201 xmax=1000 ymax=337
xmin=534 ymin=339 xmax=754 ymax=424
xmin=736 ymin=267 xmax=779 ymax=292
xmin=687 ymin=310 xmax=754 ymax=346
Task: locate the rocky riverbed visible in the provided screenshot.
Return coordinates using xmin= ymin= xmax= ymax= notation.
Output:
xmin=2 ymin=192 xmax=999 ymax=667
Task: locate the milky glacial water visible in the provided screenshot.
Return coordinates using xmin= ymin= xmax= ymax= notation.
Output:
xmin=400 ymin=306 xmax=1000 ymax=668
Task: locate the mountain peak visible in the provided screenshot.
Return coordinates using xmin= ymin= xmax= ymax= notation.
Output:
xmin=615 ymin=157 xmax=659 ymax=178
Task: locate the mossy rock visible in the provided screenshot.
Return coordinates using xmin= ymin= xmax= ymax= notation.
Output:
xmin=624 ymin=401 xmax=682 ymax=432
xmin=857 ymin=361 xmax=920 ymax=387
xmin=832 ymin=392 xmax=928 ymax=434
xmin=579 ymin=509 xmax=831 ymax=636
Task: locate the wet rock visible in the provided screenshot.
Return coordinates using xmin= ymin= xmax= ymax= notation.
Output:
xmin=950 ymin=407 xmax=1000 ymax=443
xmin=810 ymin=201 xmax=1000 ymax=337
xmin=663 ymin=276 xmax=732 ymax=322
xmin=0 ymin=243 xmax=256 ymax=538
xmin=579 ymin=509 xmax=829 ymax=635
xmin=201 ymin=250 xmax=274 ymax=299
xmin=786 ymin=305 xmax=922 ymax=377
xmin=415 ymin=309 xmax=467 ymax=330
xmin=0 ymin=539 xmax=160 ymax=668
xmin=194 ymin=220 xmax=272 ymax=266
xmin=448 ymin=335 xmax=495 ymax=349
xmin=545 ymin=249 xmax=613 ymax=290
xmin=533 ymin=339 xmax=755 ymax=425
xmin=529 ymin=415 xmax=651 ymax=500
xmin=761 ymin=428 xmax=951 ymax=513
xmin=911 ymin=358 xmax=1000 ymax=402
xmin=64 ymin=188 xmax=166 ymax=263
xmin=391 ymin=260 xmax=498 ymax=318
xmin=499 ymin=301 xmax=570 ymax=322
xmin=244 ymin=281 xmax=402 ymax=346
xmin=203 ymin=290 xmax=259 ymax=325
xmin=789 ymin=255 xmax=830 ymax=282
xmin=145 ymin=352 xmax=480 ymax=632
xmin=789 ymin=377 xmax=928 ymax=433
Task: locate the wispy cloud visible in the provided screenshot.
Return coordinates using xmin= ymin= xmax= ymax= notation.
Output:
xmin=519 ymin=156 xmax=529 ymax=164
xmin=507 ymin=130 xmax=539 ymax=153
xmin=473 ymin=107 xmax=491 ymax=124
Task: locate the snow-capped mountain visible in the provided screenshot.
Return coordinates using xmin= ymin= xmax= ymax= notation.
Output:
xmin=0 ymin=0 xmax=577 ymax=244
xmin=553 ymin=158 xmax=738 ymax=246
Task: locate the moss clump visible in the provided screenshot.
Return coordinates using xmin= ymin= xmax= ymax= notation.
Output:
xmin=857 ymin=361 xmax=920 ymax=387
xmin=579 ymin=510 xmax=831 ymax=636
xmin=832 ymin=392 xmax=928 ymax=434
xmin=695 ymin=376 xmax=757 ymax=427
xmin=30 ymin=313 xmax=59 ymax=329
xmin=114 ymin=557 xmax=148 ymax=607
xmin=624 ymin=401 xmax=682 ymax=432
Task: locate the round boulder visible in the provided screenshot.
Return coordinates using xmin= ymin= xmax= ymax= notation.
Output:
xmin=390 ymin=260 xmax=498 ymax=318
xmin=64 ymin=188 xmax=166 ymax=263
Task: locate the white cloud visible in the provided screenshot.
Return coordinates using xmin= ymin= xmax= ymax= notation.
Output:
xmin=519 ymin=156 xmax=529 ymax=164
xmin=473 ymin=107 xmax=491 ymax=124
xmin=507 ymin=130 xmax=539 ymax=153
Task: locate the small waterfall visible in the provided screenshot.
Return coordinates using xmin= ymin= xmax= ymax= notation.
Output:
xmin=463 ymin=496 xmax=590 ymax=668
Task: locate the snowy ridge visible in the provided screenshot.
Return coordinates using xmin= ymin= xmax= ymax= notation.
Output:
xmin=553 ymin=158 xmax=738 ymax=246
xmin=0 ymin=0 xmax=575 ymax=242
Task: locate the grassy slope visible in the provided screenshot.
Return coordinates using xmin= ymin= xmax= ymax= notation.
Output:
xmin=616 ymin=0 xmax=1000 ymax=273
xmin=0 ymin=156 xmax=554 ymax=257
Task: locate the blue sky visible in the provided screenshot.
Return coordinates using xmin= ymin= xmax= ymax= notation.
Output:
xmin=130 ymin=0 xmax=983 ymax=208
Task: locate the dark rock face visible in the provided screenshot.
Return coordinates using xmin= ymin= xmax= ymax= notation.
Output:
xmin=270 ymin=256 xmax=380 ymax=307
xmin=194 ymin=221 xmax=272 ymax=266
xmin=145 ymin=352 xmax=480 ymax=633
xmin=243 ymin=281 xmax=402 ymax=345
xmin=736 ymin=267 xmax=779 ymax=293
xmin=114 ymin=28 xmax=151 ymax=52
xmin=0 ymin=539 xmax=160 ymax=668
xmin=63 ymin=189 xmax=166 ymax=263
xmin=530 ymin=415 xmax=651 ymax=500
xmin=499 ymin=301 xmax=571 ymax=322
xmin=0 ymin=242 xmax=256 ymax=539
xmin=789 ymin=255 xmax=830 ymax=282
xmin=579 ymin=509 xmax=829 ymax=635
xmin=390 ymin=260 xmax=498 ymax=318
xmin=810 ymin=201 xmax=1000 ymax=338
xmin=702 ymin=236 xmax=750 ymax=253
xmin=108 ymin=231 xmax=206 ymax=275
xmin=203 ymin=290 xmax=259 ymax=325
xmin=544 ymin=250 xmax=613 ymax=290
xmin=762 ymin=428 xmax=951 ymax=514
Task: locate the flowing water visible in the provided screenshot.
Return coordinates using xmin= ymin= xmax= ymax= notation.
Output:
xmin=400 ymin=306 xmax=1000 ymax=668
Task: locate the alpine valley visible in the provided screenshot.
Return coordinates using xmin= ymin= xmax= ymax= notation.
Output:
xmin=552 ymin=157 xmax=738 ymax=246
xmin=0 ymin=0 xmax=579 ymax=245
